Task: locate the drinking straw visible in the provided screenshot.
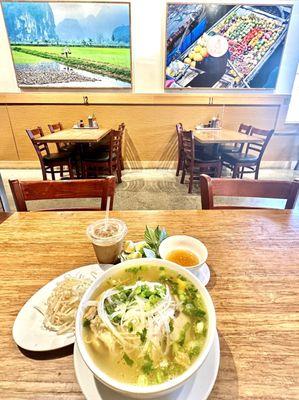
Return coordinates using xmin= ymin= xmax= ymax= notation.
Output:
xmin=105 ymin=196 xmax=110 ymax=230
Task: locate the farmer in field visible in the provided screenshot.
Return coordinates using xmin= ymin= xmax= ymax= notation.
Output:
xmin=61 ymin=46 xmax=72 ymax=72
xmin=61 ymin=47 xmax=71 ymax=59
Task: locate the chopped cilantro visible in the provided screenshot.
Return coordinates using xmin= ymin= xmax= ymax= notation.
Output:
xmin=112 ymin=315 xmax=121 ymax=324
xmin=83 ymin=318 xmax=90 ymax=328
xmin=178 ymin=274 xmax=187 ymax=281
xmin=123 ymin=353 xmax=134 ymax=366
xmin=188 ymin=346 xmax=201 ymax=359
xmin=137 ymin=328 xmax=147 ymax=344
xmin=177 ymin=322 xmax=191 ymax=346
xmin=128 ymin=322 xmax=134 ymax=333
xmin=104 ymin=302 xmax=116 ymax=315
xmin=141 ymin=355 xmax=154 ymax=374
xmin=169 ymin=318 xmax=174 ymax=333
xmin=126 ymin=267 xmax=140 ymax=274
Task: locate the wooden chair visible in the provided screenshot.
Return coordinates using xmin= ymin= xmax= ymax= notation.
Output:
xmin=220 ymin=123 xmax=252 ymax=154
xmin=176 ymin=123 xmax=184 ymax=176
xmin=88 ymin=123 xmax=125 ymax=171
xmin=0 ymin=173 xmax=10 ymax=212
xmin=176 ymin=123 xmax=215 ymax=177
xmin=119 ymin=122 xmax=125 ymax=171
xmin=9 ymin=177 xmax=115 ymax=211
xmin=181 ymin=130 xmax=222 ymax=193
xmin=200 ymin=174 xmax=299 ymax=210
xmin=48 ymin=122 xmax=75 ymax=153
xmin=82 ymin=129 xmax=122 ymax=183
xmin=26 ymin=127 xmax=74 ymax=180
xmin=222 ymin=127 xmax=274 ymax=179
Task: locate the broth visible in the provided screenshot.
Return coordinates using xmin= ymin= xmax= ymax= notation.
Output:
xmin=166 ymin=249 xmax=200 ymax=267
xmin=83 ymin=265 xmax=208 ymax=386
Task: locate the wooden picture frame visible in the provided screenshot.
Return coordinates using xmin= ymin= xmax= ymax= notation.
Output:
xmin=164 ymin=3 xmax=293 ymax=90
xmin=2 ymin=1 xmax=132 ymax=89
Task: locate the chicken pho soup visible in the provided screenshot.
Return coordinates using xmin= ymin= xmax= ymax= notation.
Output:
xmin=82 ymin=265 xmax=208 ymax=386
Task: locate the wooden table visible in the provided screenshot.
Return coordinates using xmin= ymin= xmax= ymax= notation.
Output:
xmin=35 ymin=127 xmax=111 ymax=178
xmin=0 ymin=210 xmax=298 ymax=399
xmin=193 ymin=128 xmax=263 ymax=144
xmin=35 ymin=127 xmax=111 ymax=143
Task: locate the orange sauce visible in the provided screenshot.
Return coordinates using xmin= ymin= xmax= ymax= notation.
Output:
xmin=166 ymin=249 xmax=199 ymax=267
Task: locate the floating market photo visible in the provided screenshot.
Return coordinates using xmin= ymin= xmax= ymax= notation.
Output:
xmin=165 ymin=4 xmax=292 ymax=89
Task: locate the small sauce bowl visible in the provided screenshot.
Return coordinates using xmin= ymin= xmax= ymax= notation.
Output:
xmin=159 ymin=235 xmax=208 ymax=277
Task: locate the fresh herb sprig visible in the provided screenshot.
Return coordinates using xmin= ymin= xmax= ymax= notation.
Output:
xmin=143 ymin=226 xmax=168 ymax=258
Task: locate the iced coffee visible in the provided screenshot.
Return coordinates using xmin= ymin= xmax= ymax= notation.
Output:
xmin=87 ymin=219 xmax=127 ymax=264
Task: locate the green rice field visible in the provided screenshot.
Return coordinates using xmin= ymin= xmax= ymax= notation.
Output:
xmin=11 ymin=44 xmax=131 ymax=85
xmin=15 ymin=45 xmax=130 ymax=68
xmin=12 ymin=51 xmax=51 ymax=64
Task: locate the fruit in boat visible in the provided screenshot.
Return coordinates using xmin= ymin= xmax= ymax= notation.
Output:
xmin=184 ymin=57 xmax=192 ymax=65
xmin=193 ymin=45 xmax=202 ymax=53
xmin=193 ymin=53 xmax=203 ymax=62
xmin=200 ymin=48 xmax=208 ymax=58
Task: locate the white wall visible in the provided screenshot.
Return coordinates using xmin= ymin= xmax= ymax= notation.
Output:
xmin=0 ymin=0 xmax=298 ymax=94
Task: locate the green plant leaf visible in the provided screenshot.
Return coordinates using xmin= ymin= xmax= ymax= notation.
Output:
xmin=144 ymin=226 xmax=168 ymax=258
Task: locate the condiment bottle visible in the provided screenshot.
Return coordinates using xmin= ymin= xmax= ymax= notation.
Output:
xmin=211 ymin=117 xmax=217 ymax=128
xmin=92 ymin=113 xmax=98 ymax=128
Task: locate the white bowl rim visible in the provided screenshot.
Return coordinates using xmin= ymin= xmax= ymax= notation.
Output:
xmin=159 ymin=235 xmax=208 ymax=268
xmin=75 ymin=258 xmax=216 ymax=395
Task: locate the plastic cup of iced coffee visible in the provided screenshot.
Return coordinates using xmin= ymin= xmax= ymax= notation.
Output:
xmin=87 ymin=219 xmax=127 ymax=264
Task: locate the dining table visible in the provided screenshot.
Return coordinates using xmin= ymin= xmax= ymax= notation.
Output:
xmin=193 ymin=128 xmax=263 ymax=145
xmin=35 ymin=127 xmax=111 ymax=144
xmin=34 ymin=127 xmax=112 ymax=178
xmin=0 ymin=209 xmax=298 ymax=399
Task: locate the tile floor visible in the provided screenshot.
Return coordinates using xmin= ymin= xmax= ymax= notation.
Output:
xmin=1 ymin=168 xmax=298 ymax=211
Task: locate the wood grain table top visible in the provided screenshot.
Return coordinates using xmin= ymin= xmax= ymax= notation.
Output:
xmin=0 ymin=210 xmax=298 ymax=399
xmin=193 ymin=128 xmax=263 ymax=144
xmin=35 ymin=127 xmax=111 ymax=143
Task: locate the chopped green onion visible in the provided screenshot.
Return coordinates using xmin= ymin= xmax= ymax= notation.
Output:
xmin=123 ymin=353 xmax=134 ymax=366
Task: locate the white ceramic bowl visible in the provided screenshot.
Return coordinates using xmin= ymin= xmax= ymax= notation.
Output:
xmin=159 ymin=235 xmax=208 ymax=271
xmin=75 ymin=258 xmax=216 ymax=399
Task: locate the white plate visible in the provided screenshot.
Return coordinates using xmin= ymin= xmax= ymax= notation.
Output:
xmin=73 ymin=330 xmax=220 ymax=400
xmin=12 ymin=263 xmax=104 ymax=352
xmin=194 ymin=263 xmax=211 ymax=286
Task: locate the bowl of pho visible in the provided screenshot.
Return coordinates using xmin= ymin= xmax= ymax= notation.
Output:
xmin=75 ymin=258 xmax=216 ymax=398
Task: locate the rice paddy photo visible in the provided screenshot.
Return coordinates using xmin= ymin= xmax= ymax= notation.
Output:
xmin=2 ymin=2 xmax=131 ymax=88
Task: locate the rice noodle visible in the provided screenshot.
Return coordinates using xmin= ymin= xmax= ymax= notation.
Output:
xmin=42 ymin=276 xmax=92 ymax=334
xmin=97 ymin=281 xmax=176 ymax=354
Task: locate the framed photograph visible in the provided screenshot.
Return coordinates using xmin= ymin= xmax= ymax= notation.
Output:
xmin=165 ymin=3 xmax=292 ymax=89
xmin=2 ymin=1 xmax=132 ymax=88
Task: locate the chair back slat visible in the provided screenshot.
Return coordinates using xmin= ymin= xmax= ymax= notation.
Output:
xmin=118 ymin=123 xmax=125 ymax=163
xmin=48 ymin=122 xmax=63 ymax=133
xmin=236 ymin=123 xmax=252 ymax=152
xmin=200 ymin=174 xmax=299 ymax=210
xmin=238 ymin=123 xmax=252 ymax=135
xmin=26 ymin=127 xmax=50 ymax=160
xmin=176 ymin=123 xmax=184 ymax=153
xmin=109 ymin=129 xmax=122 ymax=158
xmin=118 ymin=122 xmax=125 ymax=133
xmin=48 ymin=122 xmax=66 ymax=152
xmin=181 ymin=130 xmax=195 ymax=161
xmin=9 ymin=177 xmax=116 ymax=211
xmin=246 ymin=127 xmax=274 ymax=160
